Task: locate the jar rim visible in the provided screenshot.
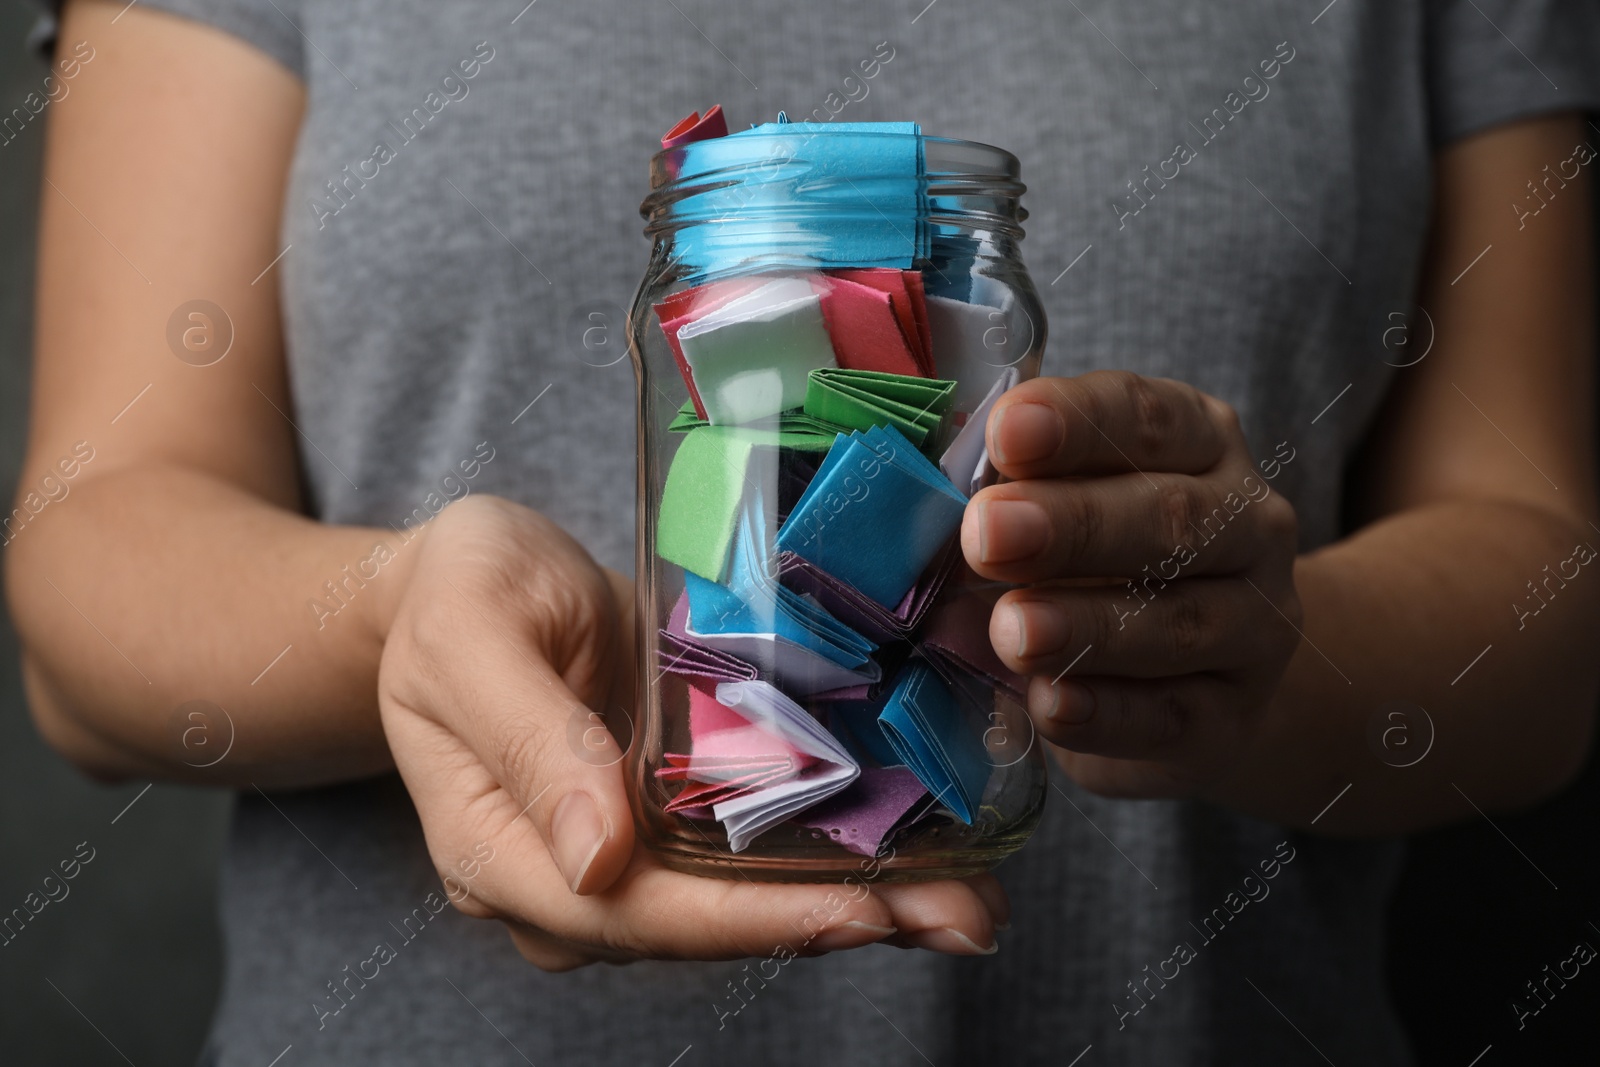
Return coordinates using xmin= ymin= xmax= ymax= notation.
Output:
xmin=641 ymin=131 xmax=1027 ymax=239
xmin=650 ymin=131 xmax=1020 ymax=185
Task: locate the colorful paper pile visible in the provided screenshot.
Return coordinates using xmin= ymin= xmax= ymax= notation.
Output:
xmin=651 ymin=108 xmax=1029 ymax=854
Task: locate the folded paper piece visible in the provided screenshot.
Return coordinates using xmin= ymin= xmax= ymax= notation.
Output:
xmin=777 ymin=424 xmax=967 ymax=609
xmin=877 ymin=662 xmax=990 ymax=825
xmin=660 ymin=681 xmax=815 ymax=818
xmin=812 ymin=682 xmax=874 ymax=703
xmin=667 ymin=400 xmax=843 ymax=453
xmin=831 ymin=268 xmax=933 ymax=377
xmin=926 ymin=291 xmax=1020 ymax=415
xmin=675 ymin=277 xmax=838 ymax=425
xmin=657 ymin=592 xmax=760 ymax=684
xmin=794 ymin=766 xmax=935 ymax=857
xmin=939 ymin=366 xmax=1018 ymax=496
xmin=711 ymin=680 xmax=861 ymax=851
xmin=685 ymin=576 xmax=879 ymax=695
xmin=826 ymin=694 xmax=905 ymax=769
xmin=655 ymin=277 xmax=765 ymax=420
xmin=661 ymin=105 xmax=728 ymax=149
xmin=814 ymin=274 xmax=922 ymax=377
xmin=656 ymin=426 xmax=764 ymax=583
xmin=918 ymin=593 xmax=1028 ymax=704
xmin=776 ymin=541 xmax=955 ymax=645
xmin=684 ymin=488 xmax=880 ymax=695
xmin=802 ymin=368 xmax=955 ymax=450
xmin=670 ymin=122 xmax=926 ymax=274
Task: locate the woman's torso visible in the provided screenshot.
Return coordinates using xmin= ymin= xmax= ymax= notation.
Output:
xmin=206 ymin=1 xmax=1434 ymax=1062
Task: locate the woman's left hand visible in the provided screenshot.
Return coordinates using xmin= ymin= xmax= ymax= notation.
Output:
xmin=963 ymin=371 xmax=1303 ymax=799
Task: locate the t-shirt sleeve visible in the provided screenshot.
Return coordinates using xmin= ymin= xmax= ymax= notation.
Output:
xmin=28 ymin=0 xmax=303 ymax=79
xmin=1426 ymin=0 xmax=1600 ymax=146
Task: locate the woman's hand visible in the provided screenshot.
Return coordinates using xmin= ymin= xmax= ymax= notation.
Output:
xmin=378 ymin=495 xmax=1006 ymax=971
xmin=965 ymin=371 xmax=1302 ymax=800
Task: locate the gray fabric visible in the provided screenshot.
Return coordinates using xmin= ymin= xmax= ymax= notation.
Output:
xmin=82 ymin=0 xmax=1600 ymax=1064
xmin=1426 ymin=0 xmax=1600 ymax=144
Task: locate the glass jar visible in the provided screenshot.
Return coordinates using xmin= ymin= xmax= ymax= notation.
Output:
xmin=627 ymin=121 xmax=1048 ymax=882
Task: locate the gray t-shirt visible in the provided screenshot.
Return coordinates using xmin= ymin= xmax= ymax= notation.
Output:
xmin=65 ymin=1 xmax=1600 ymax=1063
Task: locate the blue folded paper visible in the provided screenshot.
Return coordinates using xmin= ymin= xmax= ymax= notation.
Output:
xmin=775 ymin=424 xmax=967 ymax=609
xmin=684 ymin=486 xmax=879 ymax=693
xmin=669 ymin=122 xmax=927 ymax=274
xmin=825 ymin=696 xmax=904 ymax=769
xmin=877 ymin=662 xmax=991 ymax=825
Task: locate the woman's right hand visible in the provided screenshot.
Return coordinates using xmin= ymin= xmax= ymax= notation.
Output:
xmin=376 ymin=495 xmax=1008 ymax=970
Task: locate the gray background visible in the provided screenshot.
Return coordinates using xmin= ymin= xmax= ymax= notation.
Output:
xmin=0 ymin=1 xmax=1596 ymax=1062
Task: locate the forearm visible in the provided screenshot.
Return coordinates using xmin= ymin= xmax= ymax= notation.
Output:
xmin=1212 ymin=498 xmax=1600 ymax=835
xmin=5 ymin=461 xmax=418 ymax=787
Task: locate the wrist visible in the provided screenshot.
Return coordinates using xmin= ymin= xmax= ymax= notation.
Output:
xmin=360 ymin=520 xmax=431 ymax=649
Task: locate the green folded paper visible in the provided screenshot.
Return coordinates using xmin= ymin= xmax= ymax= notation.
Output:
xmin=801 ymin=368 xmax=956 ymax=450
xmin=657 ymin=427 xmax=760 ymax=582
xmin=667 ymin=400 xmax=842 ymax=453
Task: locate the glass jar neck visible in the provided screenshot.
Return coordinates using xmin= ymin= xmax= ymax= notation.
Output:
xmin=641 ymin=131 xmax=1028 ymax=280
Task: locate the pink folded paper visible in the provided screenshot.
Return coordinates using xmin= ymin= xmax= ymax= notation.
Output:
xmin=659 ymin=682 xmax=812 ymax=814
xmin=917 ymin=592 xmax=1029 ymax=704
xmin=794 ymin=766 xmax=936 ymax=857
xmin=829 ymin=268 xmax=934 ymax=377
xmin=656 ymin=270 xmax=934 ymax=419
xmin=811 ymin=274 xmax=922 ymax=378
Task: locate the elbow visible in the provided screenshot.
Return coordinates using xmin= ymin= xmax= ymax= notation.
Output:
xmin=17 ymin=657 xmax=140 ymax=784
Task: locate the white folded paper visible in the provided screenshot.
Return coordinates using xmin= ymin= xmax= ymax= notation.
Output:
xmin=676 ymin=276 xmax=838 ymax=425
xmin=938 ymin=366 xmax=1019 ymax=496
xmin=710 ymin=680 xmax=861 ymax=851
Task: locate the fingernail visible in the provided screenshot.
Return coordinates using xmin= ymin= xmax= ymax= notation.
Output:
xmin=979 ymin=500 xmax=1051 ymax=564
xmin=1045 ymin=681 xmax=1096 ymax=726
xmin=1009 ymin=601 xmax=1069 ymax=660
xmin=810 ymin=921 xmax=897 ymax=952
xmin=905 ymin=927 xmax=999 ymax=956
xmin=991 ymin=403 xmax=1064 ymax=466
xmin=551 ymin=791 xmax=609 ymax=894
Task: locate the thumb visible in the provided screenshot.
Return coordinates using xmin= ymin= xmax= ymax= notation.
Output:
xmin=479 ymin=651 xmax=637 ymax=896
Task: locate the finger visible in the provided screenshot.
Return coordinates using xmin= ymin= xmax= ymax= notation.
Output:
xmin=988 ymin=579 xmax=1289 ymax=678
xmin=961 ymin=872 xmax=1012 ymax=929
xmin=986 ymin=371 xmax=1234 ymax=480
xmin=962 ymin=468 xmax=1296 ymax=582
xmin=461 ymin=820 xmax=909 ymax=960
xmin=408 ymin=734 xmax=1001 ymax=961
xmin=1025 ymin=673 xmax=1246 ymax=764
xmin=384 ymin=602 xmax=635 ymax=898
xmin=503 ymin=921 xmax=610 ymax=973
xmin=875 ymin=878 xmax=999 ymax=955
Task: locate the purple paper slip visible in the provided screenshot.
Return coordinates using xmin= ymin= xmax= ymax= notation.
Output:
xmin=794 ymin=766 xmax=936 ymax=858
xmin=917 ymin=594 xmax=1028 ymax=704
xmin=656 ymin=592 xmax=761 ymax=683
xmin=776 ymin=541 xmax=958 ymax=645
